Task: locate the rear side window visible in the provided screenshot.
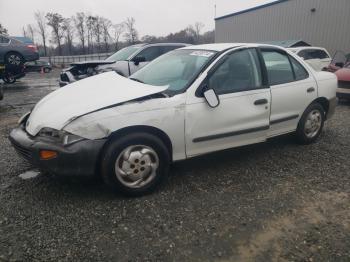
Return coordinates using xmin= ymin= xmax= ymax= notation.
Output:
xmin=261 ymin=51 xmax=294 ymax=85
xmin=298 ymin=49 xmax=329 ymax=60
xmin=290 ymin=56 xmax=309 ymax=81
xmin=0 ymin=36 xmax=10 ymax=44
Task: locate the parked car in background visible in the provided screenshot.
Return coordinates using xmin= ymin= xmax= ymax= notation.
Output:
xmin=25 ymin=60 xmax=52 ymax=73
xmin=288 ymin=47 xmax=331 ymax=71
xmin=334 ymin=63 xmax=350 ymax=100
xmin=0 ymin=35 xmax=39 ymax=65
xmin=59 ymin=43 xmax=189 ymax=87
xmin=10 ymin=43 xmax=337 ymax=196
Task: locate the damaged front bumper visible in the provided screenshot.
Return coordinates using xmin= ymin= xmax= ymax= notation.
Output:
xmin=9 ymin=126 xmax=106 ymax=177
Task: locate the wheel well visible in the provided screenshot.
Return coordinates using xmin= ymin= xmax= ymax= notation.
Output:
xmin=106 ymin=125 xmax=173 ymax=160
xmin=312 ymin=97 xmax=329 ymax=117
xmin=4 ymin=51 xmax=24 ymax=62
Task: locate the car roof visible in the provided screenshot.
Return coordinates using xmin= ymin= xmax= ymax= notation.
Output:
xmin=144 ymin=43 xmax=190 ymax=47
xmin=180 ymin=43 xmax=287 ymax=52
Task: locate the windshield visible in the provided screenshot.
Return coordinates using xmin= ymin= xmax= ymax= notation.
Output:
xmin=130 ymin=49 xmax=217 ymax=94
xmin=106 ymin=46 xmax=140 ymax=62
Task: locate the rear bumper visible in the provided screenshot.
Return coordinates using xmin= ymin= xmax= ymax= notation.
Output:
xmin=24 ymin=52 xmax=39 ymax=62
xmin=9 ymin=126 xmax=106 ymax=177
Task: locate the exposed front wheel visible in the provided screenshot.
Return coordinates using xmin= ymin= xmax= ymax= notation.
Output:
xmin=296 ymin=103 xmax=325 ymax=144
xmin=101 ymin=133 xmax=170 ymax=196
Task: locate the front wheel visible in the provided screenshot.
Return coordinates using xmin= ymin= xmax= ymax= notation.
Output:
xmin=296 ymin=103 xmax=325 ymax=144
xmin=101 ymin=133 xmax=170 ymax=196
xmin=2 ymin=73 xmax=16 ymax=84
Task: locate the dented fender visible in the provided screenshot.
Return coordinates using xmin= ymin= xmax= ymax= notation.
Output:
xmin=64 ymin=94 xmax=187 ymax=161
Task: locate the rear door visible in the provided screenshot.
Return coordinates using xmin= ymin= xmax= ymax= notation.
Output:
xmin=185 ymin=48 xmax=271 ymax=157
xmin=260 ymin=48 xmax=318 ymax=137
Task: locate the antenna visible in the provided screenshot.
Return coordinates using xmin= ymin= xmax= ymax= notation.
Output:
xmin=214 ymin=4 xmax=217 ymax=18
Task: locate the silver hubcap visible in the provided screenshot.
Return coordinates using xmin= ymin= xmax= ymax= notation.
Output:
xmin=304 ymin=110 xmax=322 ymax=138
xmin=114 ymin=145 xmax=159 ymax=189
xmin=8 ymin=55 xmax=21 ymax=65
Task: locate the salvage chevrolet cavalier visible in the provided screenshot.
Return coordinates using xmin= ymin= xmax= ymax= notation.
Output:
xmin=10 ymin=43 xmax=337 ymax=196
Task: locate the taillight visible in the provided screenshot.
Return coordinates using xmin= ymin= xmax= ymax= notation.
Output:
xmin=27 ymin=45 xmax=38 ymax=52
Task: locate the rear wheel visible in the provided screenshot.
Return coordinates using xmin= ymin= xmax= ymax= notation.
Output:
xmin=101 ymin=133 xmax=170 ymax=196
xmin=5 ymin=52 xmax=24 ymax=66
xmin=296 ymin=103 xmax=325 ymax=144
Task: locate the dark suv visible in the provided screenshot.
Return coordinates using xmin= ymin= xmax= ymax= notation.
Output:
xmin=59 ymin=43 xmax=189 ymax=87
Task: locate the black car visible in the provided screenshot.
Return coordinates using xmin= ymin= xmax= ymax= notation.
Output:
xmin=0 ymin=64 xmax=26 ymax=84
xmin=25 ymin=60 xmax=52 ymax=73
xmin=59 ymin=43 xmax=189 ymax=87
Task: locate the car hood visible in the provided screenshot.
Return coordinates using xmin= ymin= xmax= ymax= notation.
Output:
xmin=70 ymin=60 xmax=115 ymax=67
xmin=25 ymin=72 xmax=168 ymax=136
xmin=335 ymin=67 xmax=350 ymax=81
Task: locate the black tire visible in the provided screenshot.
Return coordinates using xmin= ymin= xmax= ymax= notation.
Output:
xmin=101 ymin=132 xmax=170 ymax=196
xmin=2 ymin=73 xmax=16 ymax=84
xmin=5 ymin=52 xmax=24 ymax=66
xmin=296 ymin=103 xmax=325 ymax=144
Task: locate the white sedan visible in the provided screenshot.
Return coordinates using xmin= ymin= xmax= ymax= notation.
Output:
xmin=10 ymin=43 xmax=337 ymax=196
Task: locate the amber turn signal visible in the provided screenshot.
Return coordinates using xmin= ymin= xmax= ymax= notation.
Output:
xmin=40 ymin=150 xmax=57 ymax=160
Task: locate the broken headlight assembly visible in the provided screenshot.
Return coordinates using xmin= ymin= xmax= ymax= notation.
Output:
xmin=37 ymin=127 xmax=84 ymax=146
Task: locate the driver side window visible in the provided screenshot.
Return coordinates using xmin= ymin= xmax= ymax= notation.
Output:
xmin=137 ymin=46 xmax=161 ymax=62
xmin=208 ymin=49 xmax=262 ymax=95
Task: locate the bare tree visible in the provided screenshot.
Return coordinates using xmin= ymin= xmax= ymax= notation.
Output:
xmin=111 ymin=23 xmax=125 ymax=51
xmin=86 ymin=15 xmax=96 ymax=53
xmin=62 ymin=18 xmax=74 ymax=55
xmin=194 ymin=22 xmax=205 ymax=38
xmin=22 ymin=26 xmax=27 ymax=38
xmin=46 ymin=12 xmax=65 ymax=55
xmin=93 ymin=16 xmax=103 ymax=52
xmin=74 ymin=12 xmax=86 ymax=54
xmin=124 ymin=17 xmax=138 ymax=44
xmin=0 ymin=23 xmax=8 ymax=35
xmin=34 ymin=11 xmax=48 ymax=56
xmin=27 ymin=24 xmax=35 ymax=42
xmin=101 ymin=18 xmax=112 ymax=52
xmin=187 ymin=22 xmax=204 ymax=44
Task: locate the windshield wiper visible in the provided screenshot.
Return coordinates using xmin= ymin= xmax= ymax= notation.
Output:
xmin=129 ymin=77 xmax=144 ymax=84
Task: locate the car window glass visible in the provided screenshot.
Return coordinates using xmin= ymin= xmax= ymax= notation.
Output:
xmin=208 ymin=49 xmax=262 ymax=95
xmin=0 ymin=36 xmax=10 ymax=44
xmin=299 ymin=49 xmax=329 ymax=60
xmin=160 ymin=46 xmax=183 ymax=55
xmin=290 ymin=56 xmax=309 ymax=81
xmin=137 ymin=46 xmax=161 ymax=62
xmin=262 ymin=51 xmax=294 ymax=85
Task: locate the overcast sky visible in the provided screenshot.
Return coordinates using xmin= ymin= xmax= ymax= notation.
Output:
xmin=0 ymin=0 xmax=275 ymax=37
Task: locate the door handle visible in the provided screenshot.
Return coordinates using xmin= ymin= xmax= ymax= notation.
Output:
xmin=254 ymin=99 xmax=268 ymax=105
xmin=307 ymin=87 xmax=315 ymax=93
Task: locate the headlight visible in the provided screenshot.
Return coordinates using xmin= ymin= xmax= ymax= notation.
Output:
xmin=38 ymin=127 xmax=84 ymax=146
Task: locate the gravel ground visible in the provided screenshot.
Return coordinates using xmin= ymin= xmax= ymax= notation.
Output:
xmin=0 ymin=71 xmax=350 ymax=261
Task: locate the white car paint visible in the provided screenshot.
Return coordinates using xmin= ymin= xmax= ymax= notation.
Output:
xmin=26 ymin=72 xmax=167 ymax=136
xmin=288 ymin=47 xmax=332 ymax=72
xmin=26 ymin=43 xmax=337 ymax=162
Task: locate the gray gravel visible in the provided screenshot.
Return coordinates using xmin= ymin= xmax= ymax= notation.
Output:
xmin=0 ymin=71 xmax=350 ymax=261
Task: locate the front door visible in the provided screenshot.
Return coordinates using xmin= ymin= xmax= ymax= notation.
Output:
xmin=185 ymin=48 xmax=271 ymax=157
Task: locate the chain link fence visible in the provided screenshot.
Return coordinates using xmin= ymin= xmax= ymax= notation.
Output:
xmin=40 ymin=53 xmax=113 ymax=67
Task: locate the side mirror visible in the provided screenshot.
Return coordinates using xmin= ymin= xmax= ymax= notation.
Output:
xmin=133 ymin=56 xmax=146 ymax=66
xmin=335 ymin=62 xmax=344 ymax=68
xmin=203 ymin=89 xmax=220 ymax=108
